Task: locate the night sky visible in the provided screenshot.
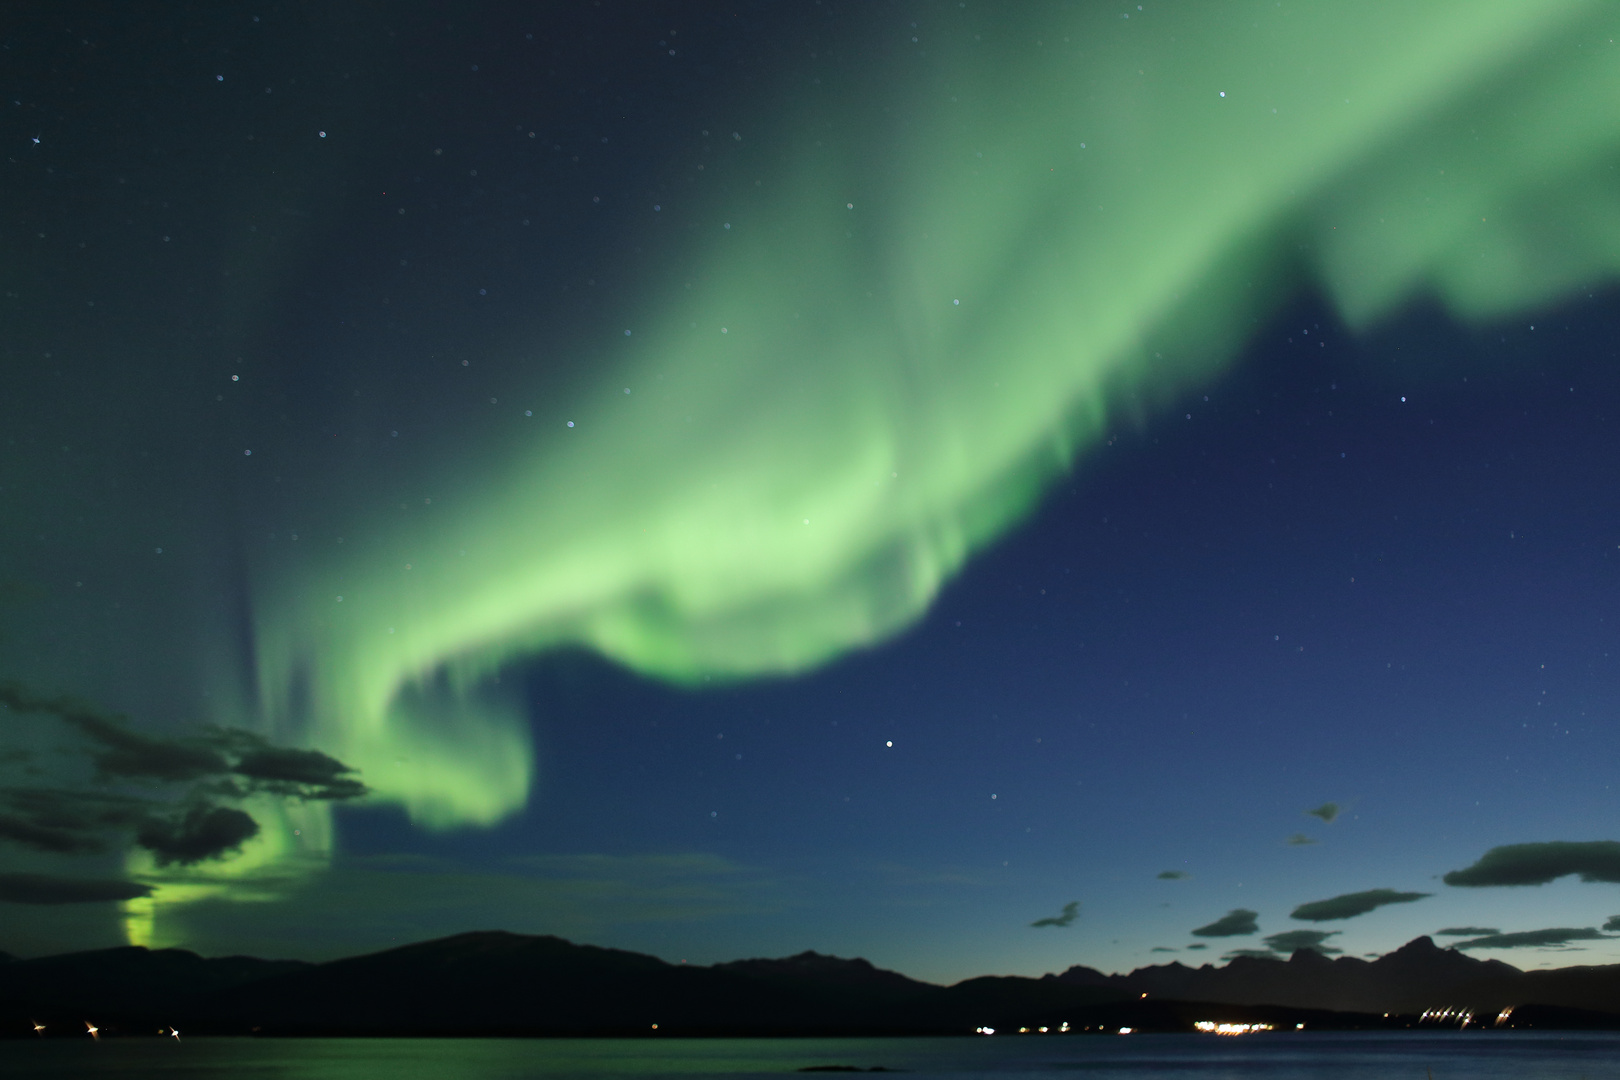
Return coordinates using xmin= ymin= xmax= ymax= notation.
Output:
xmin=6 ymin=1 xmax=1620 ymax=985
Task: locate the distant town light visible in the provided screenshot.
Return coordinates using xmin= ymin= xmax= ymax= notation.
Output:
xmin=1193 ymin=1021 xmax=1275 ymax=1036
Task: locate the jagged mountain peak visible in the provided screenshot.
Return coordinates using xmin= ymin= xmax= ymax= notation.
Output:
xmin=714 ymin=950 xmax=930 ymax=989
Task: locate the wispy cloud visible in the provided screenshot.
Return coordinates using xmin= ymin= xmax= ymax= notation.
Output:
xmin=1191 ymin=909 xmax=1259 ymax=938
xmin=1305 ymin=803 xmax=1340 ymax=823
xmin=1157 ymin=870 xmax=1190 ymax=880
xmin=1286 ymin=833 xmax=1318 ymax=846
xmin=1435 ymin=926 xmax=1499 ymax=937
xmin=1443 ymin=841 xmax=1620 ymax=887
xmin=1289 ymin=888 xmax=1430 ymax=922
xmin=1031 ymin=900 xmax=1080 ymax=928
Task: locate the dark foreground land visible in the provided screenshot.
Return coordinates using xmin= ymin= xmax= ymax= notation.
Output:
xmin=3 ymin=932 xmax=1620 ymax=1038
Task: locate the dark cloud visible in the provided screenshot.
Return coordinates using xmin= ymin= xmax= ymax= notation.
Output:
xmin=1289 ymin=888 xmax=1430 ymax=922
xmin=0 ymin=788 xmax=153 ymax=854
xmin=1286 ymin=833 xmax=1318 ymax=846
xmin=1453 ymin=927 xmax=1614 ymax=950
xmin=1031 ymin=900 xmax=1079 ymax=928
xmin=0 ymin=680 xmax=225 ymax=781
xmin=1436 ymin=926 xmax=1500 ymax=937
xmin=1191 ymin=909 xmax=1259 ymax=937
xmin=1185 ymin=943 xmax=1208 ymax=950
xmin=1150 ymin=946 xmax=1177 ymax=953
xmin=3 ymin=787 xmax=154 ymax=827
xmin=1605 ymin=916 xmax=1620 ymax=933
xmin=227 ymin=745 xmax=367 ymax=800
xmin=0 ymin=814 xmax=103 ymax=854
xmin=1443 ymin=841 xmax=1620 ymax=887
xmin=1 ymin=788 xmax=258 ymax=867
xmin=1157 ymin=870 xmax=1190 ymax=880
xmin=1264 ymin=929 xmax=1341 ymax=955
xmin=0 ymin=679 xmax=367 ymax=800
xmin=134 ymin=805 xmax=260 ymax=866
xmin=0 ymin=872 xmax=154 ymax=905
xmin=1305 ymin=803 xmax=1340 ymax=823
xmin=0 ymin=680 xmax=369 ymax=868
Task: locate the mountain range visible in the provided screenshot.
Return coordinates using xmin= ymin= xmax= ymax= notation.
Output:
xmin=3 ymin=932 xmax=1618 ymax=1037
xmin=1055 ymin=936 xmax=1620 ymax=1017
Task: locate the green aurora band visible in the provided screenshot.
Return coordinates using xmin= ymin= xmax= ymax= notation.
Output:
xmin=115 ymin=2 xmax=1620 ymax=940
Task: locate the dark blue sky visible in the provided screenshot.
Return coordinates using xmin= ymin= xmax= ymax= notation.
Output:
xmin=4 ymin=2 xmax=1620 ymax=980
xmin=321 ymin=294 xmax=1620 ymax=977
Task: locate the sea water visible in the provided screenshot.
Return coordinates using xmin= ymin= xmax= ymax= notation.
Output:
xmin=2 ymin=1031 xmax=1617 ymax=1080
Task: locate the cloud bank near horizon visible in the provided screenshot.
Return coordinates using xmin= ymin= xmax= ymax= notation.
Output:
xmin=1453 ymin=927 xmax=1615 ymax=950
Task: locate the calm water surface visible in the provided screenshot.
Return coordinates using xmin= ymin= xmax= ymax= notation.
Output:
xmin=3 ymin=1032 xmax=1618 ymax=1080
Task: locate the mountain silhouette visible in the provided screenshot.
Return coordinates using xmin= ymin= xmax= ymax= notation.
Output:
xmin=3 ymin=932 xmax=1619 ymax=1037
xmin=1052 ymin=936 xmax=1620 ymax=1015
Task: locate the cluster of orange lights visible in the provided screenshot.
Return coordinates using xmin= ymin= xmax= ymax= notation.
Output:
xmin=976 ymin=1019 xmax=1302 ymax=1036
xmin=1193 ymin=1021 xmax=1278 ymax=1036
xmin=975 ymin=1023 xmax=1130 ymax=1035
xmin=1418 ymin=1005 xmax=1515 ymax=1029
xmin=27 ymin=1020 xmax=180 ymax=1040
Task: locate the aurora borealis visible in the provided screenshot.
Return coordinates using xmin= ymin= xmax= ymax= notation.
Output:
xmin=8 ymin=1 xmax=1620 ymax=981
